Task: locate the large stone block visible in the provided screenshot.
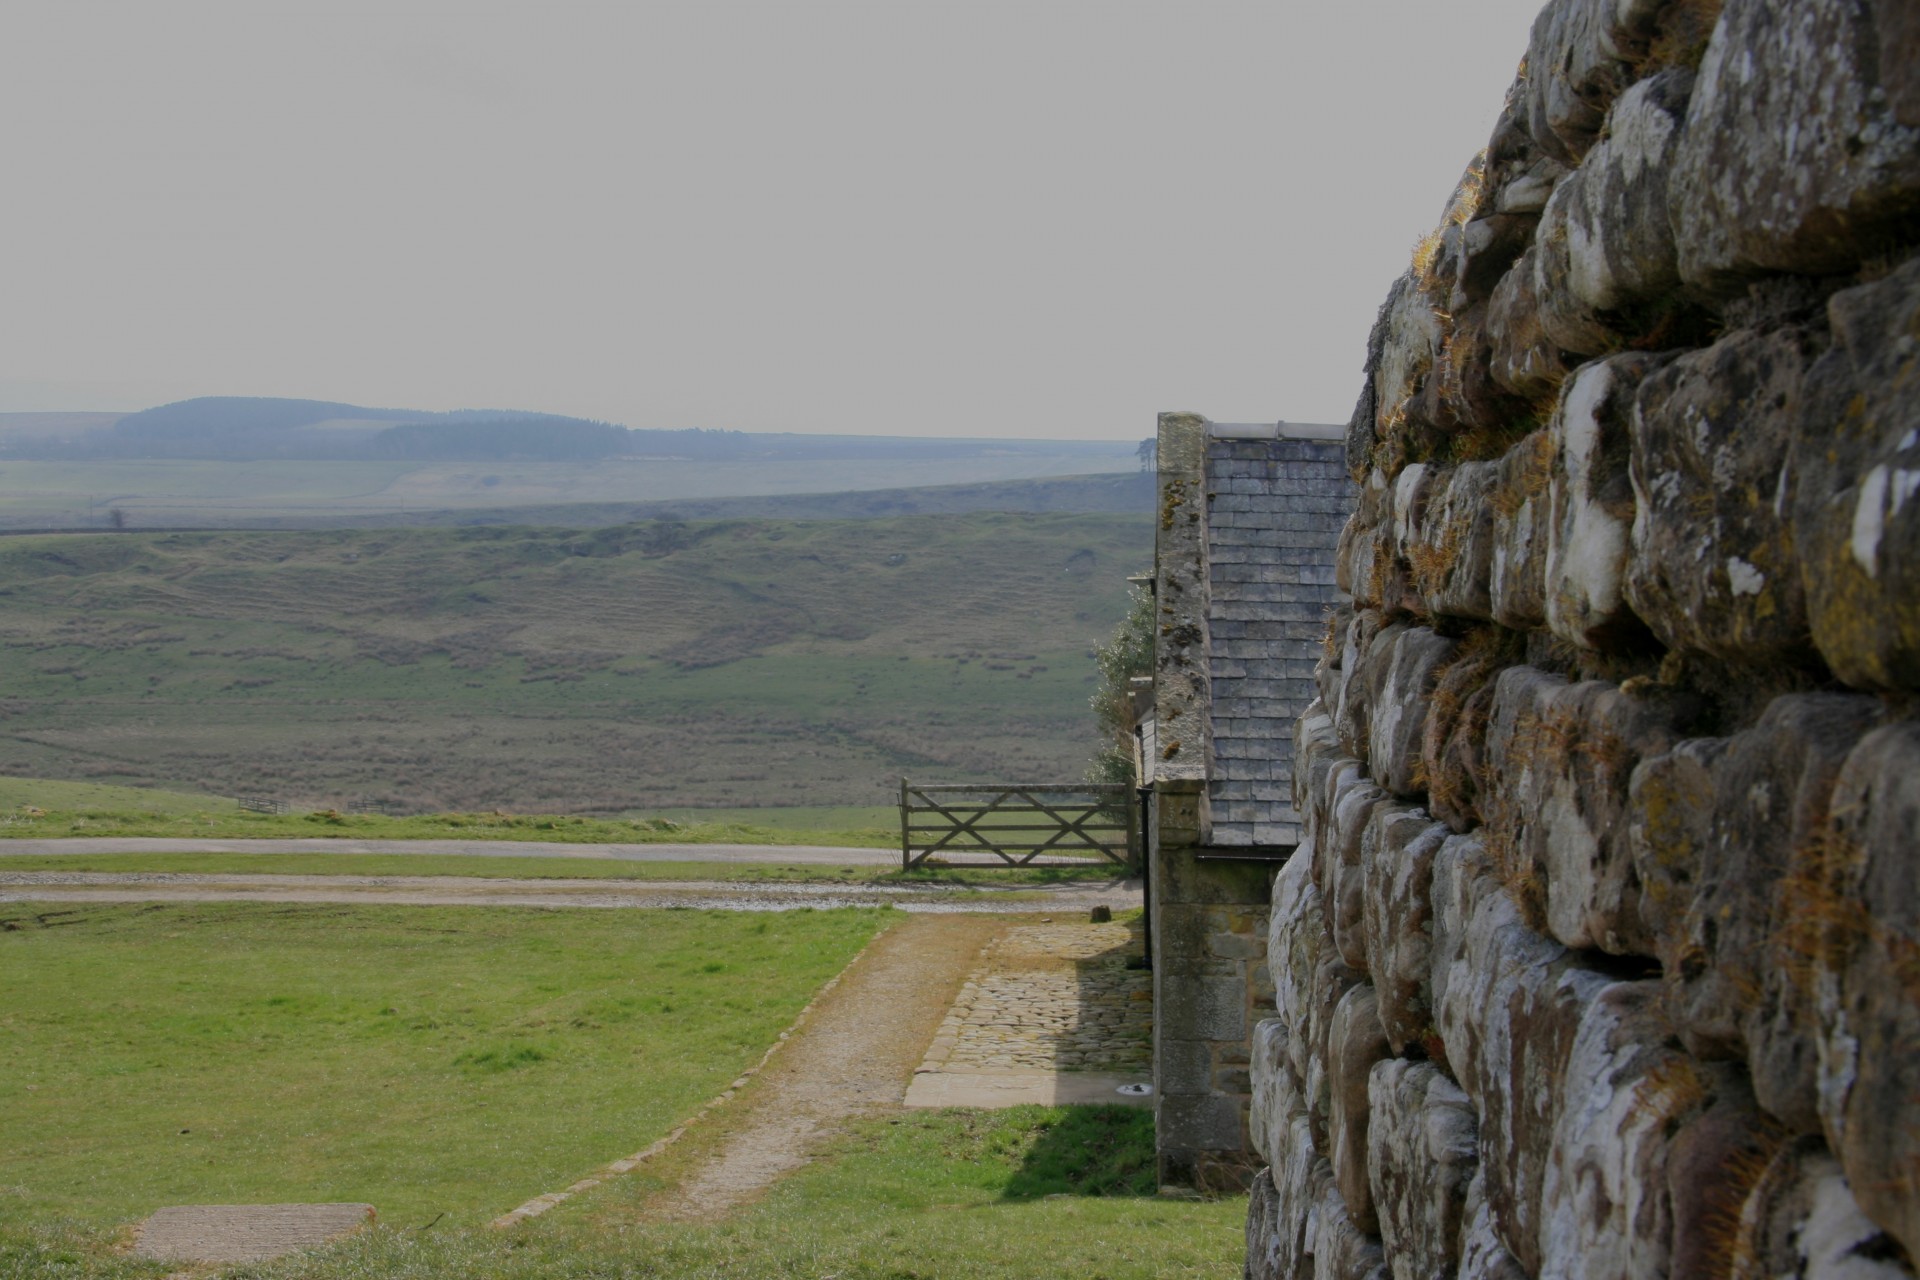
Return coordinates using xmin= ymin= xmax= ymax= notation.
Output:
xmin=1427 ymin=831 xmax=1502 ymax=1070
xmin=1250 ymin=1018 xmax=1300 ymax=1168
xmin=1327 ymin=984 xmax=1393 ymax=1235
xmin=1304 ymin=947 xmax=1364 ymax=1157
xmin=1366 ymin=627 xmax=1461 ymax=798
xmin=1544 ymin=354 xmax=1670 ymax=650
xmin=1486 ymin=246 xmax=1575 ymax=408
xmin=1812 ymin=721 xmax=1920 ymax=1259
xmin=1560 ymin=68 xmax=1693 ymax=316
xmin=1486 ymin=665 xmax=1693 ymax=955
xmin=1532 ymin=175 xmax=1628 ymax=358
xmin=1489 ymin=430 xmax=1555 ymax=631
xmin=1626 ymin=325 xmax=1822 ymax=662
xmin=1671 ymin=0 xmax=1920 ymax=291
xmin=1334 ymin=611 xmax=1390 ymax=763
xmin=1431 ymin=855 xmax=1584 ymax=1277
xmin=1295 ymin=702 xmax=1343 ymax=828
xmin=1320 ymin=766 xmax=1397 ymax=974
xmin=1792 ymin=257 xmax=1920 ymax=690
xmin=1316 ymin=608 xmax=1356 ymax=727
xmin=1367 ymin=1059 xmax=1478 ymax=1280
xmin=1731 ymin=1136 xmax=1916 ymax=1280
xmin=1630 ymin=694 xmax=1878 ymax=1127
xmin=1310 ymin=1174 xmax=1389 ymax=1280
xmin=1406 ymin=462 xmax=1500 ymax=623
xmin=1421 ymin=645 xmax=1506 ymax=835
xmin=1360 ymin=807 xmax=1451 ymax=1055
xmin=1519 ymin=0 xmax=1656 ymax=164
xmin=1538 ymin=980 xmax=1702 ymax=1280
xmin=1456 ymin=1168 xmax=1530 ymax=1280
xmin=1337 ymin=474 xmax=1395 ymax=609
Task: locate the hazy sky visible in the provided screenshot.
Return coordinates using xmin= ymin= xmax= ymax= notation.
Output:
xmin=3 ymin=1 xmax=1544 ymax=439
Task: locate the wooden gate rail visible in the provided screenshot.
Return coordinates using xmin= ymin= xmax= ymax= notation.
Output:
xmin=898 ymin=780 xmax=1136 ymax=869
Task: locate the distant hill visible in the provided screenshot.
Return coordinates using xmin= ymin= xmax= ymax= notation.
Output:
xmin=0 ymin=396 xmax=1143 ymax=467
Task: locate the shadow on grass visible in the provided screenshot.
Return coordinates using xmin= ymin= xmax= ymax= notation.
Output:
xmin=1001 ymin=1105 xmax=1157 ymax=1200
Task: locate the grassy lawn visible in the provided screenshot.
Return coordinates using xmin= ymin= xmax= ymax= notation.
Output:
xmin=0 ymin=1109 xmax=1245 ymax=1279
xmin=0 ymin=902 xmax=890 ymax=1231
xmin=0 ymin=850 xmax=1126 ymax=888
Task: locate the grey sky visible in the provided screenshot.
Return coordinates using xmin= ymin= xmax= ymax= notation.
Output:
xmin=3 ymin=1 xmax=1544 ymax=439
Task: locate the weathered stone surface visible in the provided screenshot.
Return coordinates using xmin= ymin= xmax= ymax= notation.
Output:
xmin=1321 ymin=766 xmax=1397 ymax=974
xmin=1270 ymin=848 xmax=1325 ymax=1105
xmin=1627 ymin=325 xmax=1822 ymax=662
xmin=1630 ymin=694 xmax=1878 ymax=1123
xmin=1316 ymin=607 xmax=1356 ymax=722
xmin=1560 ymin=68 xmax=1693 ymax=315
xmin=1533 ymin=176 xmax=1628 ymax=357
xmin=1421 ymin=644 xmax=1505 ymax=835
xmin=1664 ymin=1077 xmax=1785 ymax=1280
xmin=1520 ymin=0 xmax=1652 ymax=164
xmin=1337 ymin=475 xmax=1394 ymax=609
xmin=1405 ymin=463 xmax=1501 ymax=623
xmin=1295 ymin=702 xmax=1343 ymax=825
xmin=1671 ymin=0 xmax=1920 ymax=291
xmin=1431 ymin=849 xmax=1585 ymax=1277
xmin=1334 ymin=611 xmax=1390 ymax=763
xmin=1482 ymin=61 xmax=1567 ymax=219
xmin=1367 ymin=1059 xmax=1477 ymax=1280
xmin=1455 ymin=1168 xmax=1530 ymax=1280
xmin=1539 ymin=980 xmax=1699 ymax=1280
xmin=1366 ymin=627 xmax=1461 ymax=798
xmin=1792 ymin=257 xmax=1920 ymax=690
xmin=1490 ymin=430 xmax=1555 ymax=631
xmin=1306 ymin=949 xmax=1364 ymax=1157
xmin=1360 ymin=808 xmax=1450 ymax=1055
xmin=1734 ymin=1136 xmax=1916 ymax=1280
xmin=1310 ymin=1174 xmax=1389 ymax=1280
xmin=1486 ymin=246 xmax=1574 ymax=407
xmin=1545 ymin=353 xmax=1670 ymax=650
xmin=1326 ymin=985 xmax=1392 ymax=1235
xmin=1249 ymin=1133 xmax=1332 ymax=1280
xmin=1248 ymin=1167 xmax=1289 ymax=1280
xmin=1486 ymin=665 xmax=1694 ymax=955
xmin=1250 ymin=1017 xmax=1298 ymax=1168
xmin=1814 ymin=722 xmax=1920 ymax=1258
xmin=1427 ymin=832 xmax=1500 ymax=1071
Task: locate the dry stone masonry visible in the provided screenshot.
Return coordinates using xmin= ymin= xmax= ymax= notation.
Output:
xmin=1247 ymin=1 xmax=1920 ymax=1276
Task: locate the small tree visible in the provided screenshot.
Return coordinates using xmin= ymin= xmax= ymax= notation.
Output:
xmin=1136 ymin=438 xmax=1157 ymax=472
xmin=107 ymin=507 xmax=127 ymax=529
xmin=1087 ymin=581 xmax=1155 ymax=785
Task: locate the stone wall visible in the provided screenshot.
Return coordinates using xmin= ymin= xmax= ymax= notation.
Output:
xmin=1247 ymin=1 xmax=1920 ymax=1276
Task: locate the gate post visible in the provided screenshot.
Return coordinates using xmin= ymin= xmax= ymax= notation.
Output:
xmin=898 ymin=777 xmax=911 ymax=870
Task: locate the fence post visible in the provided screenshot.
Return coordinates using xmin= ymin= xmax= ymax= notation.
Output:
xmin=898 ymin=777 xmax=911 ymax=870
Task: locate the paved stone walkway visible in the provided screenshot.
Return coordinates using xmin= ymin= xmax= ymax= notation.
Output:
xmin=906 ymin=920 xmax=1152 ymax=1107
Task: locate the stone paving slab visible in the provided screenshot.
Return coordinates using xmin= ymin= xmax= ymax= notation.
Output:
xmin=134 ymin=1203 xmax=375 ymax=1263
xmin=905 ymin=921 xmax=1152 ymax=1109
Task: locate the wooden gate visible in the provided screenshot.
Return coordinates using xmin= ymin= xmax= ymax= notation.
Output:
xmin=897 ymin=780 xmax=1135 ymax=869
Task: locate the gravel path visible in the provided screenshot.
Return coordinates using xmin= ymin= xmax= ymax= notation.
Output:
xmin=640 ymin=913 xmax=1007 ymax=1220
xmin=0 ymin=870 xmax=1140 ymax=914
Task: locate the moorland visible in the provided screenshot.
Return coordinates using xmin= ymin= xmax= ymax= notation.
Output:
xmin=0 ymin=511 xmax=1150 ymax=814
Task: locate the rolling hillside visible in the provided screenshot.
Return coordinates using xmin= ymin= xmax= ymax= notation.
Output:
xmin=0 ymin=513 xmax=1153 ymax=812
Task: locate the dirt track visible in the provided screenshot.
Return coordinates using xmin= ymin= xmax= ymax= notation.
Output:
xmin=0 ymin=870 xmax=1140 ymax=914
xmin=0 ymin=837 xmax=897 ymax=864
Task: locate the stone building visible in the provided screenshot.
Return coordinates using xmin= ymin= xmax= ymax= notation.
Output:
xmin=1137 ymin=412 xmax=1353 ymax=1189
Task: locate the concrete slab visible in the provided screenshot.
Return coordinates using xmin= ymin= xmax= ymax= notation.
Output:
xmin=904 ymin=1069 xmax=1152 ymax=1109
xmin=134 ymin=1203 xmax=375 ymax=1263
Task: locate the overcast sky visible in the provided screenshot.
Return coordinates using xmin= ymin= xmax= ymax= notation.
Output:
xmin=2 ymin=1 xmax=1544 ymax=439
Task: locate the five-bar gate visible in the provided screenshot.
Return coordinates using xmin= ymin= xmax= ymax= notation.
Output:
xmin=898 ymin=780 xmax=1135 ymax=869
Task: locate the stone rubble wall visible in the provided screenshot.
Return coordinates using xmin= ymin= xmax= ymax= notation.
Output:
xmin=1247 ymin=1 xmax=1920 ymax=1276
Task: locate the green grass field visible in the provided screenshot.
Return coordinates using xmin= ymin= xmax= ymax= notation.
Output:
xmin=0 ymin=850 xmax=1121 ymax=890
xmin=0 ymin=514 xmax=1148 ymax=814
xmin=1 ymin=1108 xmax=1245 ymax=1279
xmin=0 ymin=902 xmax=889 ymax=1229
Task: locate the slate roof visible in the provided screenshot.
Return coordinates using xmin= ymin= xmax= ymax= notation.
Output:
xmin=1204 ymin=427 xmax=1355 ymax=846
